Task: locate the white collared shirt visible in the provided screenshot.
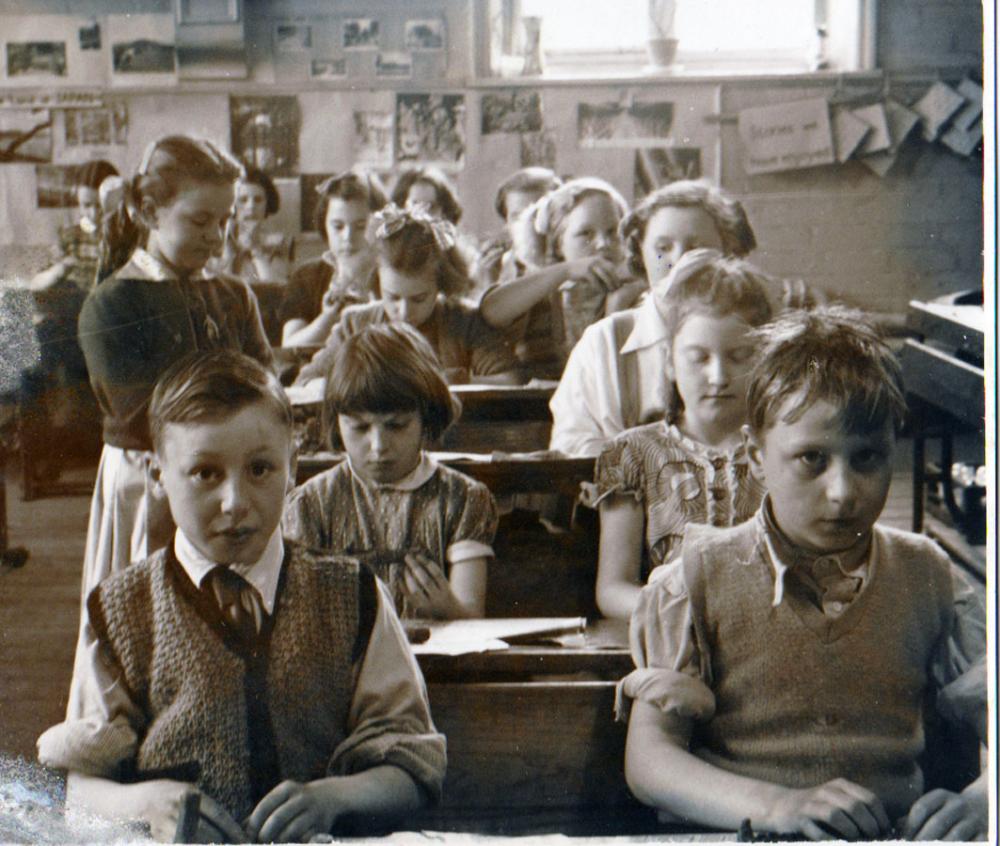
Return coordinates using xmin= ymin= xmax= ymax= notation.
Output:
xmin=128 ymin=247 xmax=208 ymax=282
xmin=345 ymin=451 xmax=439 ymax=493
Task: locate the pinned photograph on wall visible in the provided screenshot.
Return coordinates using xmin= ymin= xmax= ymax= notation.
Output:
xmin=79 ymin=22 xmax=101 ymax=51
xmin=274 ymin=23 xmax=312 ymax=53
xmin=343 ymin=18 xmax=379 ymax=50
xmin=7 ymin=42 xmax=67 ymax=78
xmin=520 ymin=130 xmax=556 ymax=169
xmin=64 ymin=101 xmax=128 ymax=146
xmin=482 ymin=90 xmax=542 ymax=135
xmin=112 ymin=39 xmax=175 ymax=74
xmin=230 ymin=95 xmax=301 ymax=177
xmin=310 ymin=58 xmax=346 ymax=79
xmin=396 ymin=93 xmax=465 ymax=168
xmin=578 ymin=101 xmax=674 ymax=148
xmin=35 ymin=163 xmax=80 ymax=208
xmin=405 ymin=19 xmax=446 ymax=51
xmin=107 ymin=11 xmax=177 ymax=84
xmin=0 ymin=109 xmax=53 ymax=163
xmin=376 ymin=52 xmax=412 ymax=78
xmin=353 ymin=110 xmax=394 ymax=168
xmin=634 ymin=148 xmax=701 ymax=198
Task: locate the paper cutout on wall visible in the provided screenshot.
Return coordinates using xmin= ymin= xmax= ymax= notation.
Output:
xmin=35 ymin=163 xmax=79 ymax=207
xmin=520 ymin=130 xmax=556 ymax=168
xmin=912 ymin=81 xmax=965 ymax=142
xmin=353 ymin=111 xmax=394 ymax=168
xmin=738 ymin=98 xmax=834 ymax=175
xmin=859 ymin=99 xmax=920 ymax=177
xmin=0 ymin=110 xmax=52 ymax=163
xmin=831 ymin=107 xmax=871 ymax=163
xmin=951 ymin=79 xmax=983 ymax=133
xmin=852 ymin=104 xmax=891 ymax=155
xmin=941 ymin=121 xmax=982 ymax=157
xmin=482 ymin=90 xmax=542 ymax=135
xmin=634 ymin=148 xmax=701 ymax=197
xmin=230 ymin=96 xmax=301 ymax=177
xmin=7 ymin=42 xmax=67 ymax=79
xmin=578 ymin=101 xmax=673 ymax=148
xmin=396 ymin=94 xmax=465 ymax=168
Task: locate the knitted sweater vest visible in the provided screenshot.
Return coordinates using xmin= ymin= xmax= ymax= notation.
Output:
xmin=682 ymin=521 xmax=954 ymax=819
xmin=89 ymin=542 xmax=373 ymax=822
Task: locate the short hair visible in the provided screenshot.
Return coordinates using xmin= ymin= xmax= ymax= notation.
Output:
xmin=745 ymin=305 xmax=907 ymax=437
xmin=239 ymin=166 xmax=280 ymax=217
xmin=77 ymin=159 xmax=119 ymax=191
xmin=494 ymin=167 xmax=562 ymax=220
xmin=149 ymin=350 xmax=292 ymax=454
xmin=391 ymin=166 xmax=463 ymax=224
xmin=322 ymin=323 xmax=460 ymax=448
xmin=620 ymin=180 xmax=757 ymax=279
xmin=655 ymin=249 xmax=775 ymax=424
xmin=314 ymin=170 xmax=389 ymax=236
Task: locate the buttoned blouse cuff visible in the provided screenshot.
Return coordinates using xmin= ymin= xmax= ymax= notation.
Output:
xmin=36 ymin=717 xmax=137 ymax=777
xmin=614 ymin=667 xmax=716 ymax=723
xmin=447 ymin=539 xmax=494 ymax=564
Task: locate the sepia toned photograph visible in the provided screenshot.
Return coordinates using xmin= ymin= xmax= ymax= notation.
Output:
xmin=0 ymin=2 xmax=993 ymax=844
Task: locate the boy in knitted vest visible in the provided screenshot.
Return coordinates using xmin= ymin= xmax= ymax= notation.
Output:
xmin=37 ymin=351 xmax=445 ymax=842
xmin=621 ymin=306 xmax=987 ymax=840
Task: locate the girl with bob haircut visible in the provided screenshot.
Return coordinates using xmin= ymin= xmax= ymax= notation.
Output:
xmin=549 ymin=180 xmax=761 ymax=457
xmin=296 ymin=205 xmax=519 ymax=386
xmin=590 ymin=249 xmax=774 ymax=620
xmin=284 ymin=323 xmax=498 ymax=620
xmin=281 ymin=170 xmax=388 ymax=347
xmin=391 ymin=165 xmax=463 ymax=224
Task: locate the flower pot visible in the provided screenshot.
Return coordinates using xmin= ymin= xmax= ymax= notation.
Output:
xmin=646 ymin=37 xmax=678 ymax=67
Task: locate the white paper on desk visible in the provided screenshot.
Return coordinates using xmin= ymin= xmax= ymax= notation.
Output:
xmin=286 ymin=379 xmax=325 ymax=406
xmin=412 ymin=617 xmax=586 ymax=656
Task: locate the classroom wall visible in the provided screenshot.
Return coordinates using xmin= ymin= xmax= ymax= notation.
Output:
xmin=0 ymin=0 xmax=984 ymax=313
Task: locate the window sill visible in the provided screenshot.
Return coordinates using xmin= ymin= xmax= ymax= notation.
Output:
xmin=471 ymin=68 xmax=885 ymax=88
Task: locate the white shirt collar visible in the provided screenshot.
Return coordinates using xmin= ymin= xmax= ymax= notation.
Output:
xmin=620 ymin=296 xmax=670 ymax=355
xmin=129 ymin=247 xmax=208 ymax=282
xmin=346 ymin=451 xmax=439 ymax=492
xmin=173 ymin=528 xmax=285 ymax=615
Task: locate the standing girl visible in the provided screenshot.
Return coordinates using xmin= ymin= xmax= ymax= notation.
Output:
xmin=284 ymin=323 xmax=497 ymax=619
xmin=70 ymin=135 xmax=272 ymax=716
xmin=590 ymin=249 xmax=772 ymax=619
xmin=280 ymin=171 xmax=387 ymax=346
xmin=296 ymin=205 xmax=519 ymax=385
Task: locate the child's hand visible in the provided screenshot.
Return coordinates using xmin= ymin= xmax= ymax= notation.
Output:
xmin=245 ymin=779 xmax=342 ymax=843
xmin=565 ymin=256 xmax=626 ymax=291
xmin=401 ymin=552 xmax=463 ymax=618
xmin=901 ymin=787 xmax=988 ymax=840
xmin=764 ymin=778 xmax=892 ymax=840
xmin=129 ymin=780 xmax=245 ymax=843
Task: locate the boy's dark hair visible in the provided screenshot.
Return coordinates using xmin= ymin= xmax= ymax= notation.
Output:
xmin=149 ymin=350 xmax=292 ymax=453
xmin=314 ymin=170 xmax=389 ymax=236
xmin=322 ymin=323 xmax=460 ymax=449
xmin=746 ymin=305 xmax=907 ymax=437
xmin=619 ymin=180 xmax=757 ymax=279
xmin=240 ymin=166 xmax=281 ymax=217
xmin=391 ymin=166 xmax=463 ymax=224
xmin=494 ymin=167 xmax=562 ymax=220
xmin=77 ymin=159 xmax=119 ymax=191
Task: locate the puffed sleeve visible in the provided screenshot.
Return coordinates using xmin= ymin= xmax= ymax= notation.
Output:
xmin=615 ymin=560 xmax=716 ymax=725
xmin=590 ymin=433 xmax=644 ymax=507
xmin=445 ymin=476 xmax=498 ymax=565
xmin=328 ymin=579 xmax=447 ymax=801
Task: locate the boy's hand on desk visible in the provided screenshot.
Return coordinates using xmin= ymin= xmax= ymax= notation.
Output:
xmin=901 ymin=787 xmax=988 ymax=841
xmin=126 ymin=780 xmax=245 ymax=843
xmin=402 ymin=553 xmax=461 ymax=619
xmin=764 ymin=778 xmax=891 ymax=841
xmin=245 ymin=779 xmax=342 ymax=843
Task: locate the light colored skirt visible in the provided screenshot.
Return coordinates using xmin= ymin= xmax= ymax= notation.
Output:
xmin=65 ymin=444 xmax=173 ymax=720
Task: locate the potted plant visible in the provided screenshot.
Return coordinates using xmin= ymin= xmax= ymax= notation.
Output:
xmin=647 ymin=0 xmax=678 ymax=67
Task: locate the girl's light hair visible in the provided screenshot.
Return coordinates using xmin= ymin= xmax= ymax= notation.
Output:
xmin=313 ymin=169 xmax=389 ymax=236
xmin=322 ymin=322 xmax=461 ymax=449
xmin=493 ymin=167 xmax=562 ymax=220
xmin=511 ymin=177 xmax=629 ymax=268
xmin=620 ymin=180 xmax=756 ymax=279
xmin=391 ymin=166 xmax=463 ymax=224
xmin=746 ymin=305 xmax=907 ymax=436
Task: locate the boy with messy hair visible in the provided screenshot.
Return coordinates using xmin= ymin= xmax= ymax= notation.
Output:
xmin=622 ymin=306 xmax=987 ymax=840
xmin=38 ymin=350 xmax=445 ymax=842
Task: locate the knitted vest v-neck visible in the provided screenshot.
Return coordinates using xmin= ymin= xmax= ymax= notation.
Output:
xmin=682 ymin=521 xmax=954 ymax=819
xmin=89 ymin=542 xmax=373 ymax=822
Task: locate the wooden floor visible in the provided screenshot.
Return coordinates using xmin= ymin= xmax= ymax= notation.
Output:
xmin=0 ymin=447 xmax=947 ymax=764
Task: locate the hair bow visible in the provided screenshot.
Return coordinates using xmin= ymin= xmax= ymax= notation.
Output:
xmin=371 ymin=203 xmax=456 ymax=252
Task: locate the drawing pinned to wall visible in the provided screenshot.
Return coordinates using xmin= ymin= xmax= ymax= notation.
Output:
xmin=0 ymin=110 xmax=52 ymax=163
xmin=396 ymin=94 xmax=465 ymax=168
xmin=79 ymin=22 xmax=101 ymax=51
xmin=64 ymin=101 xmax=128 ymax=147
xmin=578 ymin=101 xmax=674 ymax=148
xmin=35 ymin=164 xmax=79 ymax=208
xmin=634 ymin=148 xmax=701 ymax=198
xmin=108 ymin=13 xmax=177 ymax=84
xmin=274 ymin=24 xmax=312 ymax=53
xmin=7 ymin=43 xmax=67 ymax=78
xmin=343 ymin=18 xmax=379 ymax=50
xmin=376 ymin=52 xmax=412 ymax=78
xmin=353 ymin=111 xmax=394 ymax=168
xmin=520 ymin=130 xmax=556 ymax=169
xmin=481 ymin=90 xmax=542 ymax=135
xmin=405 ymin=19 xmax=446 ymax=51
xmin=311 ymin=59 xmax=346 ymax=79
xmin=230 ymin=96 xmax=301 ymax=177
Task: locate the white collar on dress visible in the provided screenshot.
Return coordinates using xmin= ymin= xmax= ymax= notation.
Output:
xmin=346 ymin=450 xmax=439 ymax=492
xmin=174 ymin=527 xmax=284 ymax=615
xmin=128 ymin=247 xmax=208 ymax=282
xmin=620 ymin=296 xmax=669 ymax=355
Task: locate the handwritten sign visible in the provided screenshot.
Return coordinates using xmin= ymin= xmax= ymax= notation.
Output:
xmin=738 ymin=98 xmax=834 ymax=175
xmin=0 ymin=90 xmax=104 ymax=109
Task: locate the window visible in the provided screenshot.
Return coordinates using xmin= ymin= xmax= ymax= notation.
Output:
xmin=489 ymin=0 xmax=875 ymax=77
